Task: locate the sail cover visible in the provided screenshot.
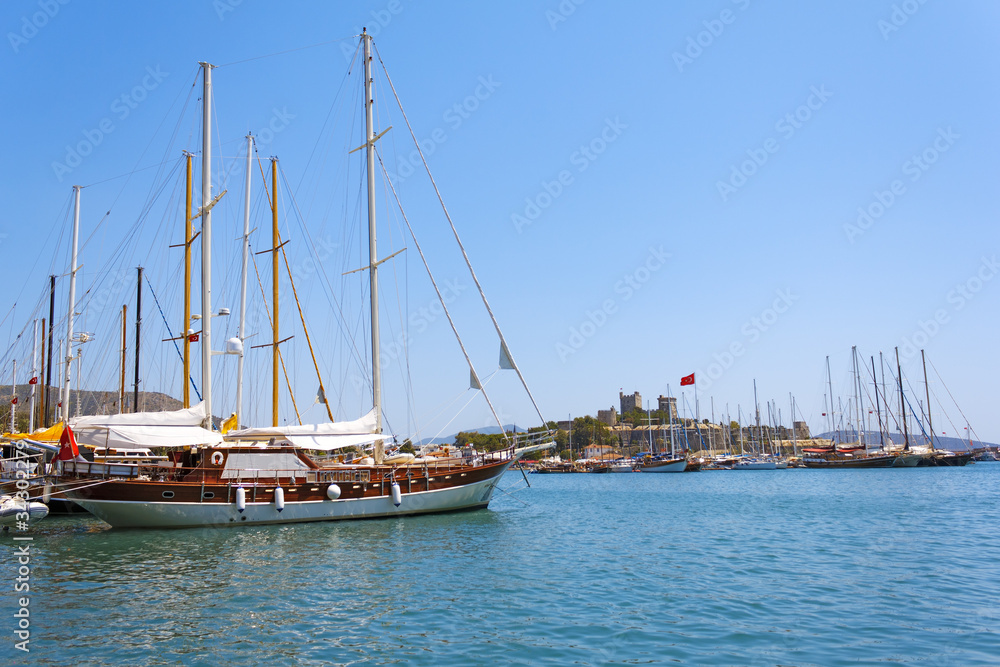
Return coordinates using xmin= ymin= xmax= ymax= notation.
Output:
xmin=68 ymin=402 xmax=224 ymax=448
xmin=226 ymin=409 xmax=382 ymax=451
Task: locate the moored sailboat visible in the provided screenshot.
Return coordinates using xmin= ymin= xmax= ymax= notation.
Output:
xmin=62 ymin=34 xmax=552 ymax=528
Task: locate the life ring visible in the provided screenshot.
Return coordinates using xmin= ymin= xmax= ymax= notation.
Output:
xmin=211 ymin=451 xmax=224 ymax=465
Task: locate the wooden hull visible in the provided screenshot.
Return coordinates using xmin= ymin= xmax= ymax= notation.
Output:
xmin=802 ymin=454 xmax=897 ymax=468
xmin=917 ymin=452 xmax=974 ymax=467
xmin=64 ymin=458 xmax=513 ymax=529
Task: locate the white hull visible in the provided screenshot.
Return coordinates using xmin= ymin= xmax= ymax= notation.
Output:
xmin=891 ymin=453 xmax=923 ymax=467
xmin=733 ymin=460 xmax=777 ymax=470
xmin=69 ymin=470 xmax=508 ymax=529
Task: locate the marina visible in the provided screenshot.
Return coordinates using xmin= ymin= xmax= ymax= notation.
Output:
xmin=1 ymin=2 xmax=998 ymax=664
xmin=10 ymin=463 xmax=1000 ymax=665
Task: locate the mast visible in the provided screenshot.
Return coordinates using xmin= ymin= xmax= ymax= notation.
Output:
xmin=10 ymin=360 xmax=16 ymax=432
xmin=789 ymin=393 xmax=798 ymax=457
xmin=753 ymin=379 xmax=761 ymax=455
xmin=183 ymin=152 xmax=193 ymax=408
xmin=235 ymin=135 xmax=252 ymax=428
xmin=895 ymin=347 xmax=909 ymax=450
xmin=45 ymin=276 xmax=55 ymax=426
xmin=271 ymin=158 xmax=279 ymax=427
xmin=852 ymin=346 xmax=863 ymax=446
xmin=199 ymin=61 xmax=214 ymax=429
xmin=871 ymin=356 xmax=885 ymax=449
xmin=29 ymin=320 xmax=38 ymax=432
xmin=37 ymin=318 xmax=46 ymax=430
xmin=825 ymin=355 xmax=835 ymax=437
xmin=62 ymin=186 xmax=81 ymax=424
xmin=133 ymin=266 xmax=142 ymax=412
xmin=921 ymin=349 xmax=935 ymax=451
xmin=363 ymin=28 xmax=382 ymax=435
xmin=119 ymin=304 xmax=127 ymax=413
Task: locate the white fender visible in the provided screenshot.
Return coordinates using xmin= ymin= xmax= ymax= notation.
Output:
xmin=42 ymin=483 xmax=53 ymax=504
xmin=235 ymin=486 xmax=246 ymax=513
xmin=391 ymin=481 xmax=402 ymax=507
xmin=274 ymin=486 xmax=285 ymax=512
xmin=326 ymin=483 xmax=341 ymax=500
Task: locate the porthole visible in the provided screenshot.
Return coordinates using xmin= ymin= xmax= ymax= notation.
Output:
xmin=203 ymin=492 xmax=215 ymax=499
xmin=162 ymin=491 xmax=175 ymax=499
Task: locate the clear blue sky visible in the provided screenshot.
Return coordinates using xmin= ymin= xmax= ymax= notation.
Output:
xmin=2 ymin=1 xmax=998 ymax=444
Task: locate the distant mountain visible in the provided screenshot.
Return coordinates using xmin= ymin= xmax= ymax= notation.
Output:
xmin=2 ymin=384 xmax=188 ymax=425
xmin=816 ymin=430 xmax=995 ymax=451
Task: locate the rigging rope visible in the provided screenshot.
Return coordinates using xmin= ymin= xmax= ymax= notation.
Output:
xmin=143 ymin=272 xmax=201 ymax=401
xmin=374 ymin=43 xmax=547 ymax=428
xmin=375 ymin=148 xmax=507 ymax=442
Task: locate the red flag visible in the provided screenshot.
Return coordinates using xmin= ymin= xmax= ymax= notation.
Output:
xmin=57 ymin=425 xmax=81 ymax=461
xmin=680 ymin=373 xmax=695 ymax=386
xmin=10 ymin=396 xmax=17 ymax=405
xmin=28 ymin=376 xmax=38 ymax=385
xmin=188 ymin=333 xmax=200 ymax=342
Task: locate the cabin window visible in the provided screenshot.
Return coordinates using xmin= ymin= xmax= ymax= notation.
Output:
xmin=162 ymin=491 xmax=175 ymax=499
xmin=202 ymin=492 xmax=215 ymax=499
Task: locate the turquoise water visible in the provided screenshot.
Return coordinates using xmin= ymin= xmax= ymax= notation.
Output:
xmin=6 ymin=464 xmax=1000 ymax=665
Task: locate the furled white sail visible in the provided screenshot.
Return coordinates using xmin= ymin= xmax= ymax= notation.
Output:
xmin=69 ymin=402 xmax=224 ymax=448
xmin=226 ymin=409 xmax=382 ymax=451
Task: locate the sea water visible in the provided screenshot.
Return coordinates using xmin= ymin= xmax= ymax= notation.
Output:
xmin=6 ymin=464 xmax=1000 ymax=665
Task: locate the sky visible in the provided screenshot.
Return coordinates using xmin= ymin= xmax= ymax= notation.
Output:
xmin=1 ymin=1 xmax=998 ymax=444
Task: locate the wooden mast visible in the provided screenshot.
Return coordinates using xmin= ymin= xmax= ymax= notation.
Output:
xmin=271 ymin=157 xmax=279 ymax=427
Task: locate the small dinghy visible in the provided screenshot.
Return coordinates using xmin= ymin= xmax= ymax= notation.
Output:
xmin=0 ymin=494 xmax=49 ymax=526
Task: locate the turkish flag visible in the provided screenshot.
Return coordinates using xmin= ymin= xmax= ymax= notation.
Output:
xmin=10 ymin=397 xmax=17 ymax=405
xmin=188 ymin=333 xmax=200 ymax=342
xmin=28 ymin=376 xmax=38 ymax=385
xmin=680 ymin=373 xmax=695 ymax=386
xmin=57 ymin=425 xmax=81 ymax=461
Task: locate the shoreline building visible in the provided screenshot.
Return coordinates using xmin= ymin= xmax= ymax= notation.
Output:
xmin=657 ymin=395 xmax=678 ymax=421
xmin=620 ymin=390 xmax=642 ymax=415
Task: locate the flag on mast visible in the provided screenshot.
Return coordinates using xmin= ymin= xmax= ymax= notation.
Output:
xmin=680 ymin=373 xmax=695 ymax=386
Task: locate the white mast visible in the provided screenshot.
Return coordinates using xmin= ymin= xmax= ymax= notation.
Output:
xmin=199 ymin=62 xmax=214 ymax=429
xmin=29 ymin=319 xmax=38 ymax=432
xmin=235 ymin=134 xmax=252 ymax=428
xmin=62 ymin=185 xmax=81 ymax=424
xmin=362 ymin=29 xmax=382 ymax=435
xmin=10 ymin=360 xmax=16 ymax=432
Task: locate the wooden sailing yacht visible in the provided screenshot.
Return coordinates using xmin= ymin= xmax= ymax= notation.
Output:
xmin=62 ymin=33 xmax=553 ymax=528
